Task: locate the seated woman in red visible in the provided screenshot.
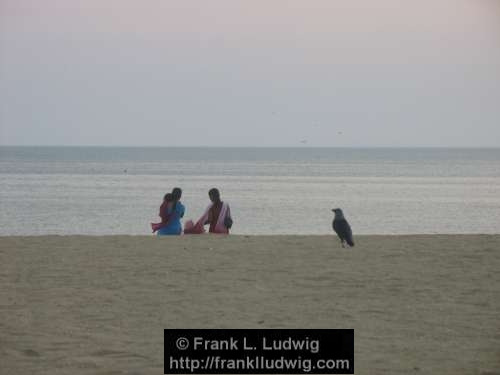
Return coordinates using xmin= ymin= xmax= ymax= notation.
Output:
xmin=151 ymin=193 xmax=173 ymax=233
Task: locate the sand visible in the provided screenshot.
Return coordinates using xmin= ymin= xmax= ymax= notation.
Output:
xmin=0 ymin=235 xmax=499 ymax=375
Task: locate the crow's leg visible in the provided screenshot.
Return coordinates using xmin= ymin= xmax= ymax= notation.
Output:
xmin=341 ymin=240 xmax=345 ymax=248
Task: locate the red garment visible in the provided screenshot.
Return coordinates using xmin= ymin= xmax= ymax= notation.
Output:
xmin=158 ymin=201 xmax=170 ymax=222
xmin=183 ymin=219 xmax=205 ymax=234
xmin=151 ymin=201 xmax=171 ymax=233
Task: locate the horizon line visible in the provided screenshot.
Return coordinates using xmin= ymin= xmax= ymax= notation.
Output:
xmin=1 ymin=145 xmax=500 ymax=149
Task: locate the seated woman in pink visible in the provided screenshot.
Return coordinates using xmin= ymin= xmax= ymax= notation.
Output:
xmin=184 ymin=188 xmax=232 ymax=234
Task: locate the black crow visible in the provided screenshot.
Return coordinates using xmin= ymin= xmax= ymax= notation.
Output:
xmin=332 ymin=208 xmax=354 ymax=248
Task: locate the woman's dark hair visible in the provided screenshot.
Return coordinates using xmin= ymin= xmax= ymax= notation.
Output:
xmin=164 ymin=193 xmax=173 ymax=202
xmin=172 ymin=187 xmax=182 ymax=200
xmin=171 ymin=187 xmax=182 ymax=210
xmin=208 ymin=188 xmax=220 ymax=202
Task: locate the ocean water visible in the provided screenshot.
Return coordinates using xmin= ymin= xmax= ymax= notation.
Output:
xmin=1 ymin=146 xmax=500 ymax=235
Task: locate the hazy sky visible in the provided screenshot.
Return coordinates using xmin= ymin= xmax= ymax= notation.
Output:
xmin=1 ymin=0 xmax=499 ymax=147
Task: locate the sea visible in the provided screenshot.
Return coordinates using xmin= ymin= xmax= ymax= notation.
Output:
xmin=1 ymin=146 xmax=499 ymax=235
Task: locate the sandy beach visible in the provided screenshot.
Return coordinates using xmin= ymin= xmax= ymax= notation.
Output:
xmin=0 ymin=235 xmax=499 ymax=375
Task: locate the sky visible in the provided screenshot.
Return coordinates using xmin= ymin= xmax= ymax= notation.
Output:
xmin=1 ymin=0 xmax=499 ymax=147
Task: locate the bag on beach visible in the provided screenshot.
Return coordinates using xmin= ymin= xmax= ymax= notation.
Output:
xmin=224 ymin=215 xmax=233 ymax=229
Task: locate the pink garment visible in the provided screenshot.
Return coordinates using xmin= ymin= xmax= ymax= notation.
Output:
xmin=183 ymin=202 xmax=230 ymax=234
xmin=213 ymin=202 xmax=230 ymax=234
xmin=151 ymin=222 xmax=165 ymax=232
xmin=183 ymin=219 xmax=204 ymax=234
